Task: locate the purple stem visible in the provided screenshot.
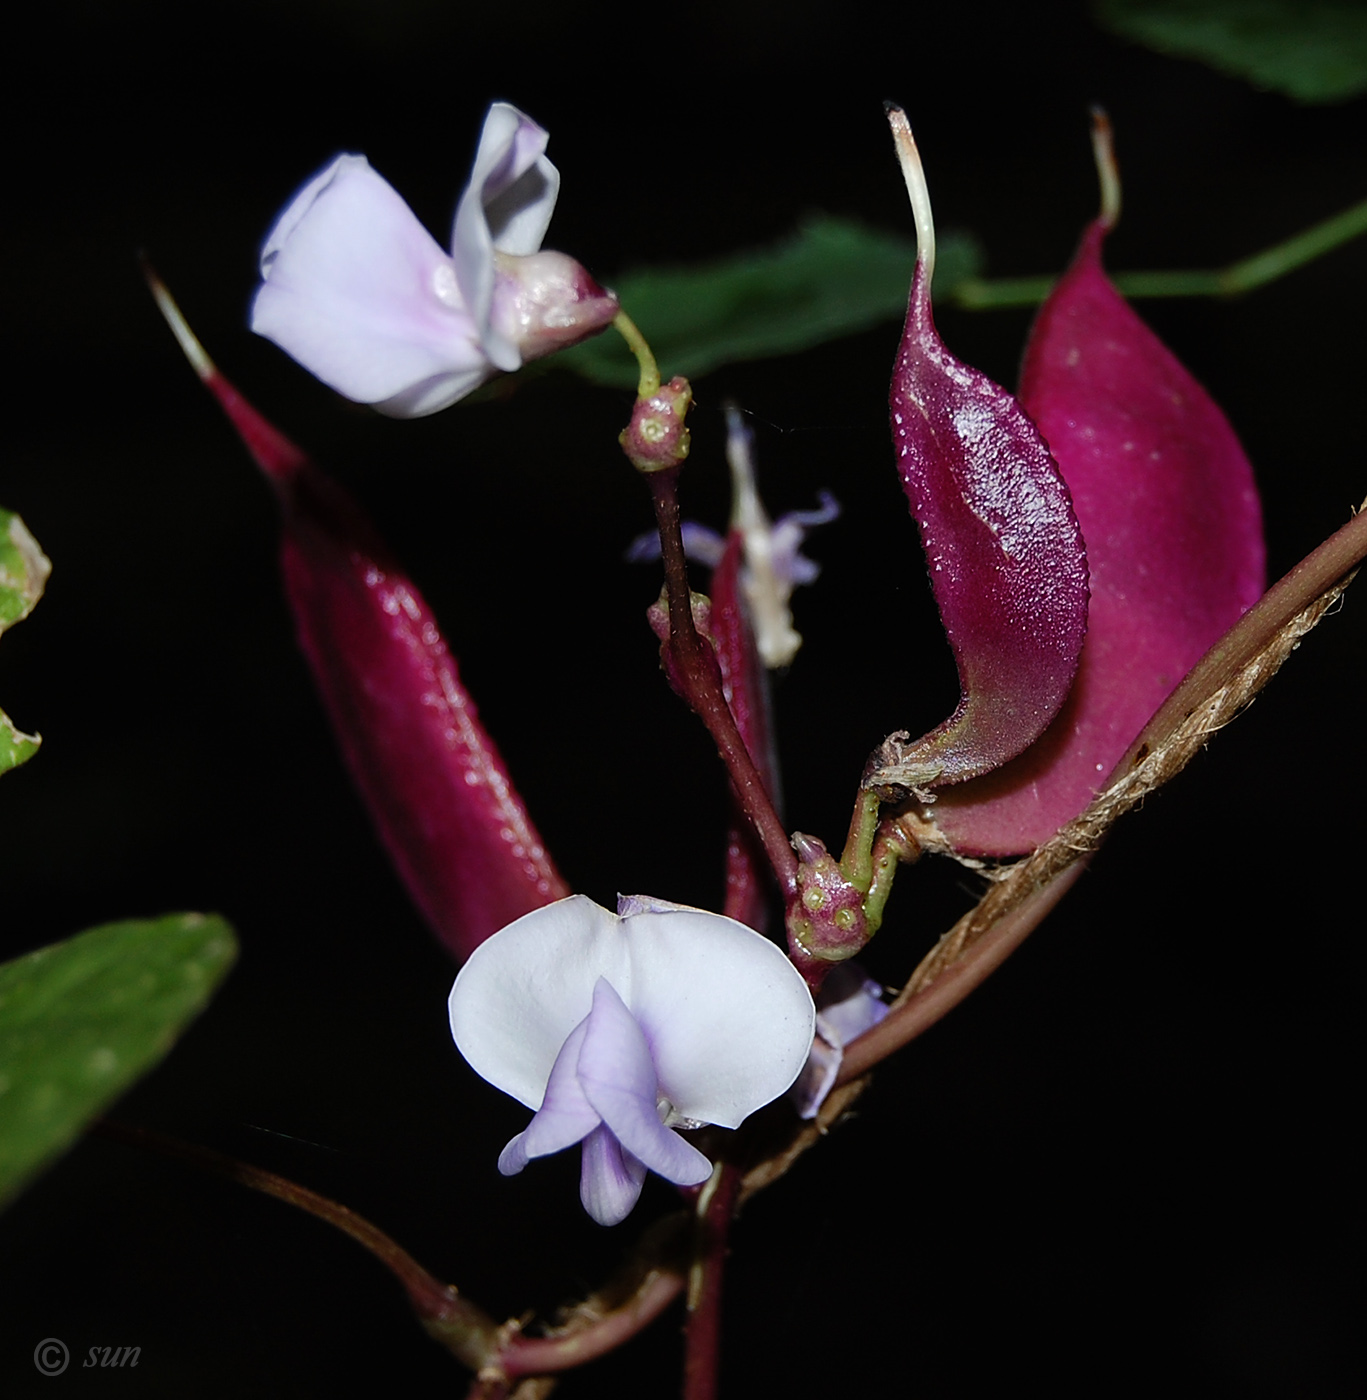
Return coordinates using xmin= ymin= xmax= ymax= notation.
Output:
xmin=647 ymin=468 xmax=798 ymax=896
xmin=92 ymin=1120 xmax=500 ymax=1367
xmin=682 ymin=1165 xmax=741 ymax=1400
xmin=96 ymin=1119 xmax=690 ymax=1383
xmin=498 ymin=1272 xmax=684 ymax=1379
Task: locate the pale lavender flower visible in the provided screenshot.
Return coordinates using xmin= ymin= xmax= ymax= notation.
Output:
xmin=449 ymin=893 xmax=815 ymax=1226
xmin=250 ymin=103 xmax=618 ymax=418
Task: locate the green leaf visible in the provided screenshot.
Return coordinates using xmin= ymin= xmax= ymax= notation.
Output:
xmin=0 ymin=506 xmax=50 ymax=777
xmin=554 ymin=215 xmax=983 ymax=388
xmin=0 ymin=913 xmax=238 ymax=1208
xmin=1094 ymin=0 xmax=1367 ymax=104
xmin=0 ymin=507 xmax=49 ymax=632
xmin=0 ymin=717 xmax=39 ymax=774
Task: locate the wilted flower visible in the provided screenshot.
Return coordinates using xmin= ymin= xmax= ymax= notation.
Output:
xmin=449 ymin=894 xmax=815 ymax=1225
xmin=628 ymin=406 xmax=838 ymax=668
xmin=250 ymin=102 xmax=618 ymax=417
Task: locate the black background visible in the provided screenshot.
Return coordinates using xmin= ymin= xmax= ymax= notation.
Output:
xmin=2 ymin=0 xmax=1365 ymax=1394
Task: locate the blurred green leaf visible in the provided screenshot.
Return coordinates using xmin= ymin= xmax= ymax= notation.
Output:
xmin=554 ymin=215 xmax=982 ymax=388
xmin=0 ymin=507 xmax=50 ymax=777
xmin=0 ymin=913 xmax=237 ymax=1208
xmin=0 ymin=718 xmax=38 ymax=774
xmin=1095 ymin=0 xmax=1367 ymax=103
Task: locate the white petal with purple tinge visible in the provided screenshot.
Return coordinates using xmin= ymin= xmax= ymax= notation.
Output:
xmin=251 ymin=156 xmax=489 ymax=412
xmin=451 ymin=103 xmax=559 ymax=371
xmin=621 ymin=907 xmax=814 ymax=1127
xmin=450 ymin=893 xmax=814 ymax=1226
xmin=450 ymin=895 xmax=629 ymax=1110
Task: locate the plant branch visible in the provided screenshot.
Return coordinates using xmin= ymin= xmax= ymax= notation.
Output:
xmin=92 ymin=1120 xmax=501 ymax=1369
xmin=952 ymin=195 xmax=1367 ymax=309
xmin=94 ymin=1119 xmax=691 ymax=1383
xmin=613 ymin=309 xmax=660 ymax=398
xmin=682 ymin=1164 xmax=741 ymax=1400
xmin=648 ymin=467 xmax=799 ymax=894
xmin=497 ymin=1213 xmax=689 ymax=1379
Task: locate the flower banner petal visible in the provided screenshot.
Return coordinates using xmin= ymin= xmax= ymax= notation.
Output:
xmin=450 ymin=896 xmax=630 ymax=1109
xmin=622 ymin=907 xmax=814 ymax=1128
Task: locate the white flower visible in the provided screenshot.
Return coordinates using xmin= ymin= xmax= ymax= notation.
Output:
xmin=449 ymin=893 xmax=815 ymax=1226
xmin=250 ymin=103 xmax=618 ymax=418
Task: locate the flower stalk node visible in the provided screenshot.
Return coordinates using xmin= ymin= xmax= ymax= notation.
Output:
xmin=786 ymin=834 xmax=870 ymax=969
xmin=620 ymin=376 xmax=693 ymax=474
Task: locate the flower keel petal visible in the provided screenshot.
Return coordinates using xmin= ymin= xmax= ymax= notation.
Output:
xmin=577 ymin=981 xmax=712 ymax=1187
xmin=579 ymin=1124 xmax=649 ymax=1228
xmin=516 ymin=1017 xmax=601 ymax=1160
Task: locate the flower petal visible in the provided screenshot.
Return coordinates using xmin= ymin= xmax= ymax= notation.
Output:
xmin=496 ymin=1130 xmax=532 ymax=1175
xmin=621 ymin=905 xmax=814 ymax=1128
xmin=250 ymin=156 xmax=492 ymax=415
xmin=815 ymin=966 xmax=888 ymax=1047
xmin=511 ymin=1015 xmax=601 ymax=1163
xmin=614 ymin=893 xmax=696 ymax=918
xmin=579 ymin=1124 xmax=648 ymax=1227
xmin=449 ymin=895 xmax=630 ymax=1109
xmin=467 ymin=104 xmax=559 ymax=256
xmin=788 ymin=966 xmax=888 ymax=1120
xmin=788 ymin=1036 xmax=841 ymax=1122
xmin=577 ymin=980 xmax=713 ymax=1187
xmin=451 ymin=103 xmax=559 ymax=372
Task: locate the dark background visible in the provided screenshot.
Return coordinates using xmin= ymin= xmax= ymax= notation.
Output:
xmin=2 ymin=0 xmax=1365 ymax=1394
